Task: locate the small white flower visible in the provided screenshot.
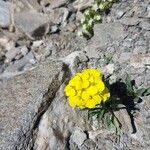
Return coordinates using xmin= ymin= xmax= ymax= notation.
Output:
xmin=99 ymin=4 xmax=105 ymax=10
xmin=77 ymin=30 xmax=83 ymax=37
xmin=92 ymin=3 xmax=99 ymax=11
xmin=82 ymin=24 xmax=87 ymax=30
xmin=88 ymin=19 xmax=93 ymax=26
xmin=94 ymin=15 xmax=101 ymax=21
xmin=85 ymin=10 xmax=90 ymax=15
xmin=81 ymin=17 xmax=85 ymax=24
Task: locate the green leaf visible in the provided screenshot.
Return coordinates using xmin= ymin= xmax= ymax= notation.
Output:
xmin=136 ymin=88 xmax=147 ymax=97
xmin=108 ymin=121 xmax=117 ymax=133
xmin=136 ymin=87 xmax=150 ymax=97
xmin=143 ymin=87 xmax=150 ymax=96
xmin=133 ymin=96 xmax=140 ymax=102
xmin=97 ymin=109 xmax=105 ymax=122
xmin=112 ymin=116 xmax=122 ymax=135
xmin=125 ymin=74 xmax=135 ymax=96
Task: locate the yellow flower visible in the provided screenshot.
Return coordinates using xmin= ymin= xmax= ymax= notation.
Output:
xmin=64 ymin=68 xmax=110 ymax=109
xmin=85 ymin=99 xmax=97 ymax=108
xmin=82 ymin=80 xmax=90 ymax=89
xmin=96 ymin=80 xmax=105 ymax=92
xmin=101 ymin=87 xmax=110 ymax=102
xmin=82 ymin=91 xmax=90 ymax=100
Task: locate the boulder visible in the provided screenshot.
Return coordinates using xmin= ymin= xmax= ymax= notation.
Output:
xmin=15 ymin=11 xmax=50 ymax=39
xmin=0 ymin=59 xmax=63 ymax=150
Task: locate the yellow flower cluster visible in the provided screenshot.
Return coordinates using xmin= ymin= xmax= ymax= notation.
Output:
xmin=64 ymin=69 xmax=110 ymax=109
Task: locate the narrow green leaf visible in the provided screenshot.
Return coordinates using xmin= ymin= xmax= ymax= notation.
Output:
xmin=136 ymin=88 xmax=147 ymax=97
xmin=143 ymin=87 xmax=150 ymax=96
xmin=125 ymin=74 xmax=135 ymax=96
xmin=108 ymin=121 xmax=117 ymax=133
xmin=97 ymin=109 xmax=105 ymax=122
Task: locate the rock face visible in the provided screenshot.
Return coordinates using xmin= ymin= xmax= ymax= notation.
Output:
xmin=50 ymin=0 xmax=69 ymax=9
xmin=0 ymin=1 xmax=11 ymax=28
xmin=15 ymin=11 xmax=50 ymax=39
xmin=85 ymin=22 xmax=126 ymax=58
xmin=0 ymin=59 xmax=63 ymax=150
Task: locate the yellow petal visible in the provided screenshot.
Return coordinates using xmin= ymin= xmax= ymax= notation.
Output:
xmin=74 ymin=81 xmax=82 ymax=90
xmin=77 ymin=99 xmax=85 ymax=109
xmin=65 ymin=88 xmax=76 ymax=97
xmin=82 ymin=91 xmax=90 ymax=100
xmin=87 ymin=86 xmax=98 ymax=95
xmin=89 ymin=75 xmax=94 ymax=83
xmin=85 ymin=99 xmax=96 ymax=108
xmin=96 ymin=80 xmax=105 ymax=92
xmin=93 ymin=95 xmax=102 ymax=104
xmin=68 ymin=96 xmax=78 ymax=108
xmin=102 ymin=87 xmax=110 ymax=102
xmin=82 ymin=80 xmax=90 ymax=89
xmin=82 ymin=70 xmax=90 ymax=80
xmin=77 ymin=90 xmax=82 ymax=97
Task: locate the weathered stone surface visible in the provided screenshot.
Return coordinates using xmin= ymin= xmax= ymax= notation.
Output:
xmin=50 ymin=7 xmax=69 ymax=26
xmin=85 ymin=23 xmax=126 ymax=58
xmin=14 ymin=11 xmax=50 ymax=39
xmin=120 ymin=17 xmax=140 ymax=26
xmin=34 ymin=83 xmax=88 ymax=150
xmin=130 ymin=53 xmax=150 ymax=68
xmin=50 ymin=0 xmax=68 ymax=9
xmin=0 ymin=59 xmax=63 ymax=150
xmin=140 ymin=20 xmax=150 ymax=31
xmin=73 ymin=0 xmax=94 ymax=11
xmin=70 ymin=128 xmax=87 ymax=147
xmin=0 ymin=1 xmax=11 ymax=28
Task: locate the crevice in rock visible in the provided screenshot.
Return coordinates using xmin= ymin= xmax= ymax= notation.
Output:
xmin=25 ymin=63 xmax=70 ymax=150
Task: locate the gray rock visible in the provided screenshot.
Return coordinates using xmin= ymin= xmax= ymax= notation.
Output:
xmin=5 ymin=48 xmax=19 ymax=63
xmin=50 ymin=0 xmax=68 ymax=9
xmin=50 ymin=7 xmax=69 ymax=26
xmin=116 ymin=10 xmax=125 ymax=19
xmin=73 ymin=0 xmax=94 ymax=11
xmin=85 ymin=23 xmax=126 ymax=58
xmin=130 ymin=53 xmax=150 ymax=68
xmin=140 ymin=20 xmax=150 ymax=31
xmin=50 ymin=25 xmax=59 ymax=33
xmin=118 ymin=52 xmax=131 ymax=64
xmin=15 ymin=11 xmax=50 ymax=39
xmin=120 ymin=17 xmax=140 ymax=26
xmin=70 ymin=128 xmax=87 ymax=147
xmin=3 ymin=51 xmax=36 ymax=76
xmin=34 ymin=83 xmax=88 ymax=150
xmin=0 ymin=1 xmax=11 ymax=28
xmin=32 ymin=40 xmax=43 ymax=48
xmin=0 ymin=59 xmax=63 ymax=150
xmin=147 ymin=5 xmax=150 ymax=18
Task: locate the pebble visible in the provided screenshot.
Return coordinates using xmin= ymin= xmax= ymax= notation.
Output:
xmin=50 ymin=25 xmax=59 ymax=33
xmin=120 ymin=17 xmax=140 ymax=26
xmin=32 ymin=40 xmax=44 ymax=48
xmin=73 ymin=0 xmax=94 ymax=11
xmin=70 ymin=128 xmax=87 ymax=147
xmin=116 ymin=10 xmax=125 ymax=19
xmin=0 ymin=1 xmax=11 ymax=28
xmin=5 ymin=48 xmax=19 ymax=63
xmin=140 ymin=21 xmax=150 ymax=31
xmin=49 ymin=0 xmax=68 ymax=9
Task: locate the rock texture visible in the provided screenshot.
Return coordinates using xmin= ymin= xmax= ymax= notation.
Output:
xmin=0 ymin=59 xmax=63 ymax=150
xmin=15 ymin=11 xmax=50 ymax=39
xmin=0 ymin=1 xmax=11 ymax=28
xmin=0 ymin=0 xmax=150 ymax=150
